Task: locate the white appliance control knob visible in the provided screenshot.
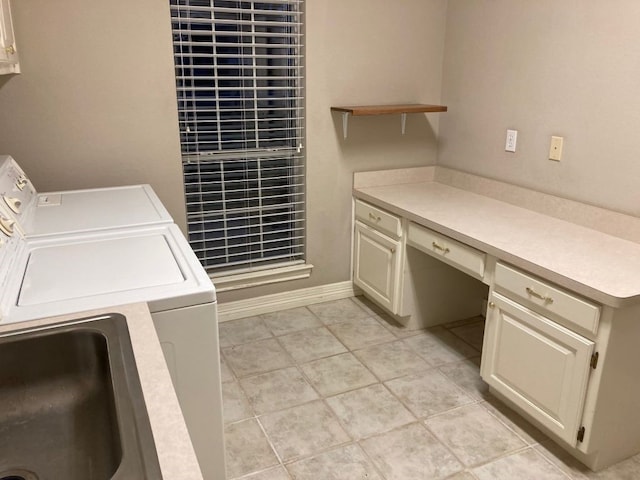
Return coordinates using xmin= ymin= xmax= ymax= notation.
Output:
xmin=16 ymin=176 xmax=28 ymax=191
xmin=0 ymin=217 xmax=15 ymax=236
xmin=3 ymin=196 xmax=21 ymax=214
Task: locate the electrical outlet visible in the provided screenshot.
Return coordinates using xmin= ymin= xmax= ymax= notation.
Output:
xmin=505 ymin=129 xmax=517 ymax=152
xmin=549 ymin=136 xmax=563 ymax=161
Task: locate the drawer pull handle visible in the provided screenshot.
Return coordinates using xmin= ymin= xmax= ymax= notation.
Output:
xmin=368 ymin=212 xmax=381 ymax=222
xmin=526 ymin=287 xmax=554 ymax=304
xmin=432 ymin=241 xmax=450 ymax=254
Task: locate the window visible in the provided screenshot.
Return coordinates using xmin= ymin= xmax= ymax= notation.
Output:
xmin=169 ymin=0 xmax=305 ymax=277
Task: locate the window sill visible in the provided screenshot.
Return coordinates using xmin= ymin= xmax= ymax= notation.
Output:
xmin=210 ymin=263 xmax=313 ymax=292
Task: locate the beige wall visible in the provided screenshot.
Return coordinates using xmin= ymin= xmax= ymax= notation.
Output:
xmin=439 ymin=0 xmax=640 ymax=217
xmin=0 ymin=0 xmax=187 ymax=229
xmin=221 ymin=0 xmax=448 ymax=302
xmin=10 ymin=1 xmax=637 ymax=302
xmin=0 ymin=0 xmax=447 ymax=302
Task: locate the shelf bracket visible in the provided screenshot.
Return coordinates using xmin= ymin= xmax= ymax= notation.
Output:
xmin=341 ymin=112 xmax=350 ymax=139
xmin=342 ymin=112 xmax=407 ymax=138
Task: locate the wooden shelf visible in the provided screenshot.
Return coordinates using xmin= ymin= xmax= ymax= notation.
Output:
xmin=331 ymin=103 xmax=447 ymax=116
xmin=330 ymin=103 xmax=447 ymax=138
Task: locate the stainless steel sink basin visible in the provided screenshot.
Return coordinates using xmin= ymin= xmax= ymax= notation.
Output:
xmin=0 ymin=314 xmax=162 ymax=480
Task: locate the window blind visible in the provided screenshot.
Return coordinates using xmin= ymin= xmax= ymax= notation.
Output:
xmin=169 ymin=0 xmax=305 ymax=274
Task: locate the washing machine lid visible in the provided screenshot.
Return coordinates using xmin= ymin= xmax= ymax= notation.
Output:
xmin=2 ymin=224 xmax=215 ymax=324
xmin=19 ymin=234 xmax=184 ymax=304
xmin=29 ymin=185 xmax=173 ymax=236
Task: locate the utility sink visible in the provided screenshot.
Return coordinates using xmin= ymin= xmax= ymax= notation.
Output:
xmin=0 ymin=314 xmax=162 ymax=480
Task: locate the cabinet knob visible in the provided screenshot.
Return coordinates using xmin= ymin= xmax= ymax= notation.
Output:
xmin=5 ymin=45 xmax=15 ymax=55
xmin=16 ymin=177 xmax=28 ymax=191
xmin=488 ymin=302 xmax=495 ymax=309
xmin=3 ymin=196 xmax=21 ymax=214
xmin=0 ymin=216 xmax=15 ymax=236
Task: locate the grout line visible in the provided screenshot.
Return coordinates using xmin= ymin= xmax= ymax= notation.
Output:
xmin=354 ymin=438 xmax=391 ymax=480
xmin=232 ymin=464 xmax=291 ymax=480
xmin=421 ymin=419 xmax=470 ymax=474
xmin=254 ymin=415 xmax=286 ymax=468
xmin=479 ymin=399 xmax=546 ymax=447
xmin=528 ymin=447 xmax=576 ymax=480
xmin=464 ymin=445 xmax=573 ymax=480
xmin=467 ymin=445 xmax=537 ymax=471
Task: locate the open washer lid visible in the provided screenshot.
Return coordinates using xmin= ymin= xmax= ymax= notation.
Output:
xmin=2 ymin=224 xmax=214 ymax=324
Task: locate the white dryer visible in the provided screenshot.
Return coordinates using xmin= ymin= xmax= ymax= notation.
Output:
xmin=0 ymin=155 xmax=172 ymax=237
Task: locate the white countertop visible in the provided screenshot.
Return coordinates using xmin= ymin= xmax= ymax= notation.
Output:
xmin=355 ymin=181 xmax=640 ymax=308
xmin=0 ymin=303 xmax=204 ymax=480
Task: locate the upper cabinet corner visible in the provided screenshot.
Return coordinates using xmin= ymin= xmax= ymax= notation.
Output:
xmin=0 ymin=0 xmax=20 ymax=75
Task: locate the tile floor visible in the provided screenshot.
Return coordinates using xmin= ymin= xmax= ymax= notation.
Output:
xmin=220 ymin=296 xmax=640 ymax=480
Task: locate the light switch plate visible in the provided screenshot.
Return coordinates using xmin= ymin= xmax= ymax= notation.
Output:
xmin=549 ymin=136 xmax=563 ymax=161
xmin=505 ymin=129 xmax=518 ymax=152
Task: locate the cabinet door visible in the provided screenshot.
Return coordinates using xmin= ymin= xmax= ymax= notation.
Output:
xmin=353 ymin=220 xmax=401 ymax=313
xmin=0 ymin=0 xmax=19 ymax=72
xmin=481 ymin=292 xmax=594 ymax=446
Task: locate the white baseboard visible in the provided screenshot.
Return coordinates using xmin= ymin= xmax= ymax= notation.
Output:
xmin=218 ymin=281 xmax=362 ymax=322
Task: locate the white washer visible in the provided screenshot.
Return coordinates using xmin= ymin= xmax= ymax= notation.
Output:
xmin=0 ymin=224 xmax=225 ymax=480
xmin=0 ymin=155 xmax=173 ymax=237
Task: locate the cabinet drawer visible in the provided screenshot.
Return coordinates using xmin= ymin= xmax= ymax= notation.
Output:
xmin=494 ymin=263 xmax=600 ymax=335
xmin=354 ymin=199 xmax=402 ymax=239
xmin=407 ymin=222 xmax=485 ymax=279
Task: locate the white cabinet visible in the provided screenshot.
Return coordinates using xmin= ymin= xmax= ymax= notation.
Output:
xmin=0 ymin=0 xmax=19 ymax=75
xmin=352 ymin=199 xmax=487 ymax=329
xmin=481 ymin=291 xmax=595 ymax=446
xmin=353 ymin=199 xmax=404 ymax=314
xmin=353 ymin=220 xmax=402 ymax=314
xmin=482 ymin=262 xmax=598 ymax=446
xmin=352 ymin=182 xmax=640 ymax=471
xmin=479 ymin=264 xmax=640 ymax=471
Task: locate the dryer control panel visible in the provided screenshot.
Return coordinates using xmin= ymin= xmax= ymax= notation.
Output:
xmin=0 ymin=155 xmax=37 ymax=229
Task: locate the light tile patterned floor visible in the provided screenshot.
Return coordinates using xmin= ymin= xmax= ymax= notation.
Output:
xmin=220 ymin=296 xmax=640 ymax=479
